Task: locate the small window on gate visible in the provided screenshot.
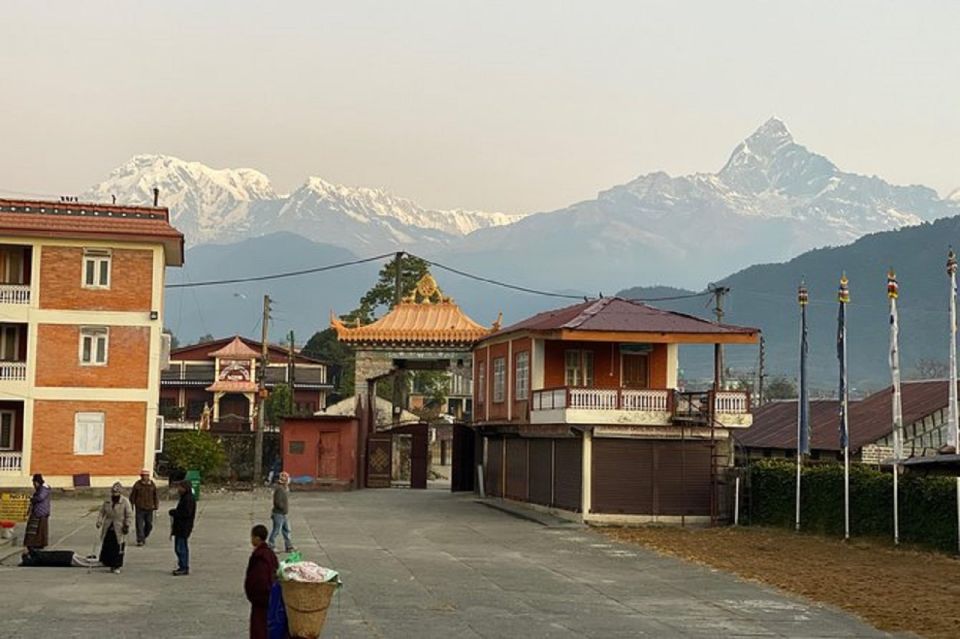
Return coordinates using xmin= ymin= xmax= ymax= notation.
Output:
xmin=82 ymin=248 xmax=111 ymax=289
xmin=289 ymin=441 xmax=305 ymax=454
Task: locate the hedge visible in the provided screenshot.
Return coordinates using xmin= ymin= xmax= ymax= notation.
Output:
xmin=745 ymin=459 xmax=959 ymax=553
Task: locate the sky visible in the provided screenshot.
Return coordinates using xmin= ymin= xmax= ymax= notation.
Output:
xmin=1 ymin=1 xmax=959 ymax=213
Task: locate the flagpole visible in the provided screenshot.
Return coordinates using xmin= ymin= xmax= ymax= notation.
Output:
xmin=948 ymin=249 xmax=959 ymax=452
xmin=796 ymin=282 xmax=810 ymax=532
xmin=838 ymin=274 xmax=850 ymax=541
xmin=888 ymin=269 xmax=902 ymax=546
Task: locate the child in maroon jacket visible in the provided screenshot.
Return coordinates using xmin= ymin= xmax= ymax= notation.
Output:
xmin=245 ymin=524 xmax=280 ymax=639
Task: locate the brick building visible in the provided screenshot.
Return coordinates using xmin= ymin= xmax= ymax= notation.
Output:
xmin=0 ymin=197 xmax=183 ymax=488
xmin=159 ymin=336 xmax=331 ymax=432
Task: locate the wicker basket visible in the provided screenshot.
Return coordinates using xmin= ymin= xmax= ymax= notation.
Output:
xmin=280 ymin=580 xmax=338 ymax=639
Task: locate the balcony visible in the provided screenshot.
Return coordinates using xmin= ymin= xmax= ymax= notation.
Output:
xmin=0 ymin=361 xmax=27 ymax=382
xmin=0 ymin=284 xmax=30 ymax=305
xmin=529 ymin=387 xmax=752 ymax=428
xmin=0 ymin=451 xmax=22 ymax=472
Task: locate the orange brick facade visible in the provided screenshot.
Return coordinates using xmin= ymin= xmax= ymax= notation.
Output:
xmin=30 ymin=400 xmax=147 ymax=477
xmin=34 ymin=324 xmax=150 ymax=389
xmin=39 ymin=245 xmax=154 ymax=312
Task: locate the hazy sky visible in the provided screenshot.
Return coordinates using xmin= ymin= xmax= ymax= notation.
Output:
xmin=2 ymin=1 xmax=958 ymax=213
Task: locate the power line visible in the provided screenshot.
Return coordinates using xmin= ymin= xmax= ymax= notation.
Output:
xmin=416 ymin=256 xmax=584 ymax=300
xmin=165 ymin=253 xmax=395 ymax=289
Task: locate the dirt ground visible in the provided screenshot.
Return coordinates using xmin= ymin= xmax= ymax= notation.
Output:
xmin=602 ymin=526 xmax=960 ymax=639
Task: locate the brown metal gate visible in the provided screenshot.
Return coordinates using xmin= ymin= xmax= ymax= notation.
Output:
xmin=366 ymin=434 xmax=393 ymax=488
xmin=485 ymin=437 xmax=503 ymax=497
xmin=527 ymin=439 xmax=553 ymax=506
xmin=552 ymin=438 xmax=582 ymax=512
xmin=504 ymin=438 xmax=528 ymax=501
xmin=591 ymin=439 xmax=712 ymax=516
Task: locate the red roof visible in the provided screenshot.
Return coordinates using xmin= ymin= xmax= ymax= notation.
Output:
xmin=170 ymin=335 xmax=327 ymax=366
xmin=0 ymin=198 xmax=184 ymax=266
xmin=494 ymin=297 xmax=758 ymax=338
xmin=737 ymin=380 xmax=957 ymax=452
xmin=209 ymin=336 xmax=260 ymax=359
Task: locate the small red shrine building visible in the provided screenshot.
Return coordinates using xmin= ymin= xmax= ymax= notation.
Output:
xmin=160 ymin=336 xmax=331 ymax=432
xmin=473 ymin=297 xmax=759 ymax=524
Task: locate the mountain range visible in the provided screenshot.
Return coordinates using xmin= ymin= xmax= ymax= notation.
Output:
xmin=84 ymin=118 xmax=959 ymax=289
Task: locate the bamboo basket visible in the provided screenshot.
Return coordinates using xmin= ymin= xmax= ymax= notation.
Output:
xmin=280 ymin=580 xmax=338 ymax=639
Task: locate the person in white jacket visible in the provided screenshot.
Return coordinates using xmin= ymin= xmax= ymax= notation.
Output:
xmin=97 ymin=482 xmax=133 ymax=574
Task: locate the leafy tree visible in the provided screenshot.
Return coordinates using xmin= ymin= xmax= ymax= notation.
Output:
xmin=303 ymin=328 xmax=355 ymax=398
xmin=265 ymin=383 xmax=293 ymax=426
xmin=412 ymin=371 xmax=449 ymax=408
xmin=912 ymin=358 xmax=949 ymax=380
xmin=348 ymin=254 xmax=430 ymax=323
xmin=164 ymin=329 xmax=180 ymax=349
xmin=196 ymin=333 xmax=215 ymax=345
xmin=165 ymin=431 xmax=226 ymax=478
xmin=765 ymin=375 xmax=798 ymax=401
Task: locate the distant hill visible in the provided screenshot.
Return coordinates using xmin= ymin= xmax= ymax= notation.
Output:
xmin=621 ymin=216 xmax=960 ymax=391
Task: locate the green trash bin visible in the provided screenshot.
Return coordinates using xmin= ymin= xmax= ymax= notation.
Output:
xmin=185 ymin=470 xmax=201 ymax=501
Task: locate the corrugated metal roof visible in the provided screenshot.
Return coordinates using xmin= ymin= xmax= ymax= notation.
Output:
xmin=736 ymin=380 xmax=955 ymax=452
xmin=497 ymin=297 xmax=758 ymax=336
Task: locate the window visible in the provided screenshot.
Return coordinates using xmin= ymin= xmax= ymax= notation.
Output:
xmin=564 ymin=350 xmax=594 ymax=387
xmin=0 ymin=410 xmax=13 ymax=450
xmin=477 ymin=361 xmax=485 ymax=404
xmin=186 ymin=400 xmax=205 ymax=420
xmin=74 ymin=412 xmax=105 ymax=455
xmin=79 ymin=327 xmax=109 ymax=365
xmin=492 ymin=357 xmax=506 ymax=403
xmin=515 ymin=351 xmax=530 ymax=401
xmin=82 ymin=249 xmax=111 ymax=289
xmin=0 ymin=324 xmax=19 ymax=361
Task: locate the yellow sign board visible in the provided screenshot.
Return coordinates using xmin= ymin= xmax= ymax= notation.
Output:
xmin=0 ymin=493 xmax=30 ymax=523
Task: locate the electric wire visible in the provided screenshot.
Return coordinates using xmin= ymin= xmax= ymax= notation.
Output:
xmin=165 ymin=253 xmax=395 ymax=289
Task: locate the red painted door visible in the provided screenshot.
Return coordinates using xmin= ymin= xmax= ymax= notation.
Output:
xmin=318 ymin=431 xmax=340 ymax=479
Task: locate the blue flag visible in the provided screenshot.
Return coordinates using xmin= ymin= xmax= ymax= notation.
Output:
xmin=799 ymin=303 xmax=810 ymax=455
xmin=837 ymin=296 xmax=848 ymax=449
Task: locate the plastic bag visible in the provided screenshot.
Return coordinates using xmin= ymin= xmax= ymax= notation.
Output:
xmin=267 ymin=581 xmax=289 ymax=639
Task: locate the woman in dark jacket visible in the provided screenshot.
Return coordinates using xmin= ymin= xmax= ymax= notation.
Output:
xmin=169 ymin=480 xmax=196 ymax=576
xmin=23 ymin=474 xmax=51 ymax=554
xmin=245 ymin=524 xmax=279 ymax=639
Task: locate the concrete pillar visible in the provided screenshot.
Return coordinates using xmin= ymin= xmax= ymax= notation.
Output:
xmin=581 ymin=430 xmax=593 ymax=517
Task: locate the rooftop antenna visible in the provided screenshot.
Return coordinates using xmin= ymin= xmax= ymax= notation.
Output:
xmin=111 ymin=194 xmax=116 ymax=205
xmin=152 ymin=187 xmax=159 ymax=207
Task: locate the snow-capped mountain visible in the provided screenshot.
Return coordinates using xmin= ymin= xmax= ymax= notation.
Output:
xmin=82 ymin=155 xmax=278 ymax=244
xmin=83 ymin=155 xmax=521 ymax=248
xmin=444 ymin=117 xmax=959 ymax=289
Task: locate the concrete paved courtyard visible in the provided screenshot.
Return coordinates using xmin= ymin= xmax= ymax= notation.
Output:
xmin=1 ymin=488 xmax=890 ymax=638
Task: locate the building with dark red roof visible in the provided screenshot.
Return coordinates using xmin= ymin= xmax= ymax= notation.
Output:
xmin=736 ymin=380 xmax=954 ymax=464
xmin=472 ymin=296 xmax=760 ymax=524
xmin=0 ymin=197 xmax=183 ymax=488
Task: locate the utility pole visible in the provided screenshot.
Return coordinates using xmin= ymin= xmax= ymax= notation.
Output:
xmin=757 ymin=335 xmax=766 ymax=407
xmin=709 ymin=284 xmax=730 ymax=388
xmin=253 ymin=294 xmax=271 ymax=485
xmin=392 ymin=251 xmax=404 ymax=425
xmin=287 ymin=330 xmax=296 ymax=415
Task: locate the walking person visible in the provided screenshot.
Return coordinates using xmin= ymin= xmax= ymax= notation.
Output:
xmin=96 ymin=482 xmax=133 ymax=574
xmin=268 ymin=472 xmax=296 ymax=553
xmin=244 ymin=524 xmax=279 ymax=639
xmin=129 ymin=469 xmax=159 ymax=546
xmin=169 ymin=480 xmax=196 ymax=576
xmin=22 ymin=473 xmax=51 ymax=557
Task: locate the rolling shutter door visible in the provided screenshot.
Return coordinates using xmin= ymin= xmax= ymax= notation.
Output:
xmin=505 ymin=438 xmax=528 ymax=501
xmin=485 ymin=437 xmax=503 ymax=497
xmin=552 ymin=438 xmax=582 ymax=512
xmin=591 ymin=439 xmax=654 ymax=515
xmin=527 ymin=439 xmax=553 ymax=506
xmin=657 ymin=441 xmax=712 ymax=516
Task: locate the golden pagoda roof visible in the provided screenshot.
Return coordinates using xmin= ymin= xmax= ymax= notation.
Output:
xmin=332 ymin=274 xmax=500 ymax=345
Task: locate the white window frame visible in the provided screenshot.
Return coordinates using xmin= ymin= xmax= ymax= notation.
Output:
xmin=0 ymin=410 xmax=14 ymax=450
xmin=515 ymin=351 xmax=530 ymax=401
xmin=82 ymin=248 xmax=111 ymax=290
xmin=0 ymin=324 xmax=19 ymax=362
xmin=477 ymin=361 xmax=485 ymax=405
xmin=74 ymin=411 xmax=105 ymax=455
xmin=492 ymin=357 xmax=506 ymax=403
xmin=79 ymin=326 xmax=109 ymax=366
xmin=564 ymin=350 xmax=594 ymax=387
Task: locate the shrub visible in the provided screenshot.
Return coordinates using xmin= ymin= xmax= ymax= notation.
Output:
xmin=164 ymin=430 xmax=227 ymax=479
xmin=747 ymin=459 xmax=959 ymax=553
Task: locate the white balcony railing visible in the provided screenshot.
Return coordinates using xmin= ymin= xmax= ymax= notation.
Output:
xmin=0 ymin=451 xmax=22 ymax=472
xmin=570 ymin=388 xmax=619 ymax=410
xmin=532 ymin=387 xmax=672 ymax=412
xmin=714 ymin=391 xmax=749 ymax=414
xmin=621 ymin=389 xmax=670 ymax=412
xmin=0 ymin=284 xmax=31 ymax=305
xmin=0 ymin=361 xmax=27 ymax=381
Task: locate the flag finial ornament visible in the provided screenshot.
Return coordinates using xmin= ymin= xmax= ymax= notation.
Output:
xmin=798 ymin=280 xmax=808 ymax=306
xmin=838 ymin=273 xmax=850 ymax=304
xmin=887 ymin=268 xmax=899 ymax=300
xmin=948 ymin=248 xmax=957 ymax=276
